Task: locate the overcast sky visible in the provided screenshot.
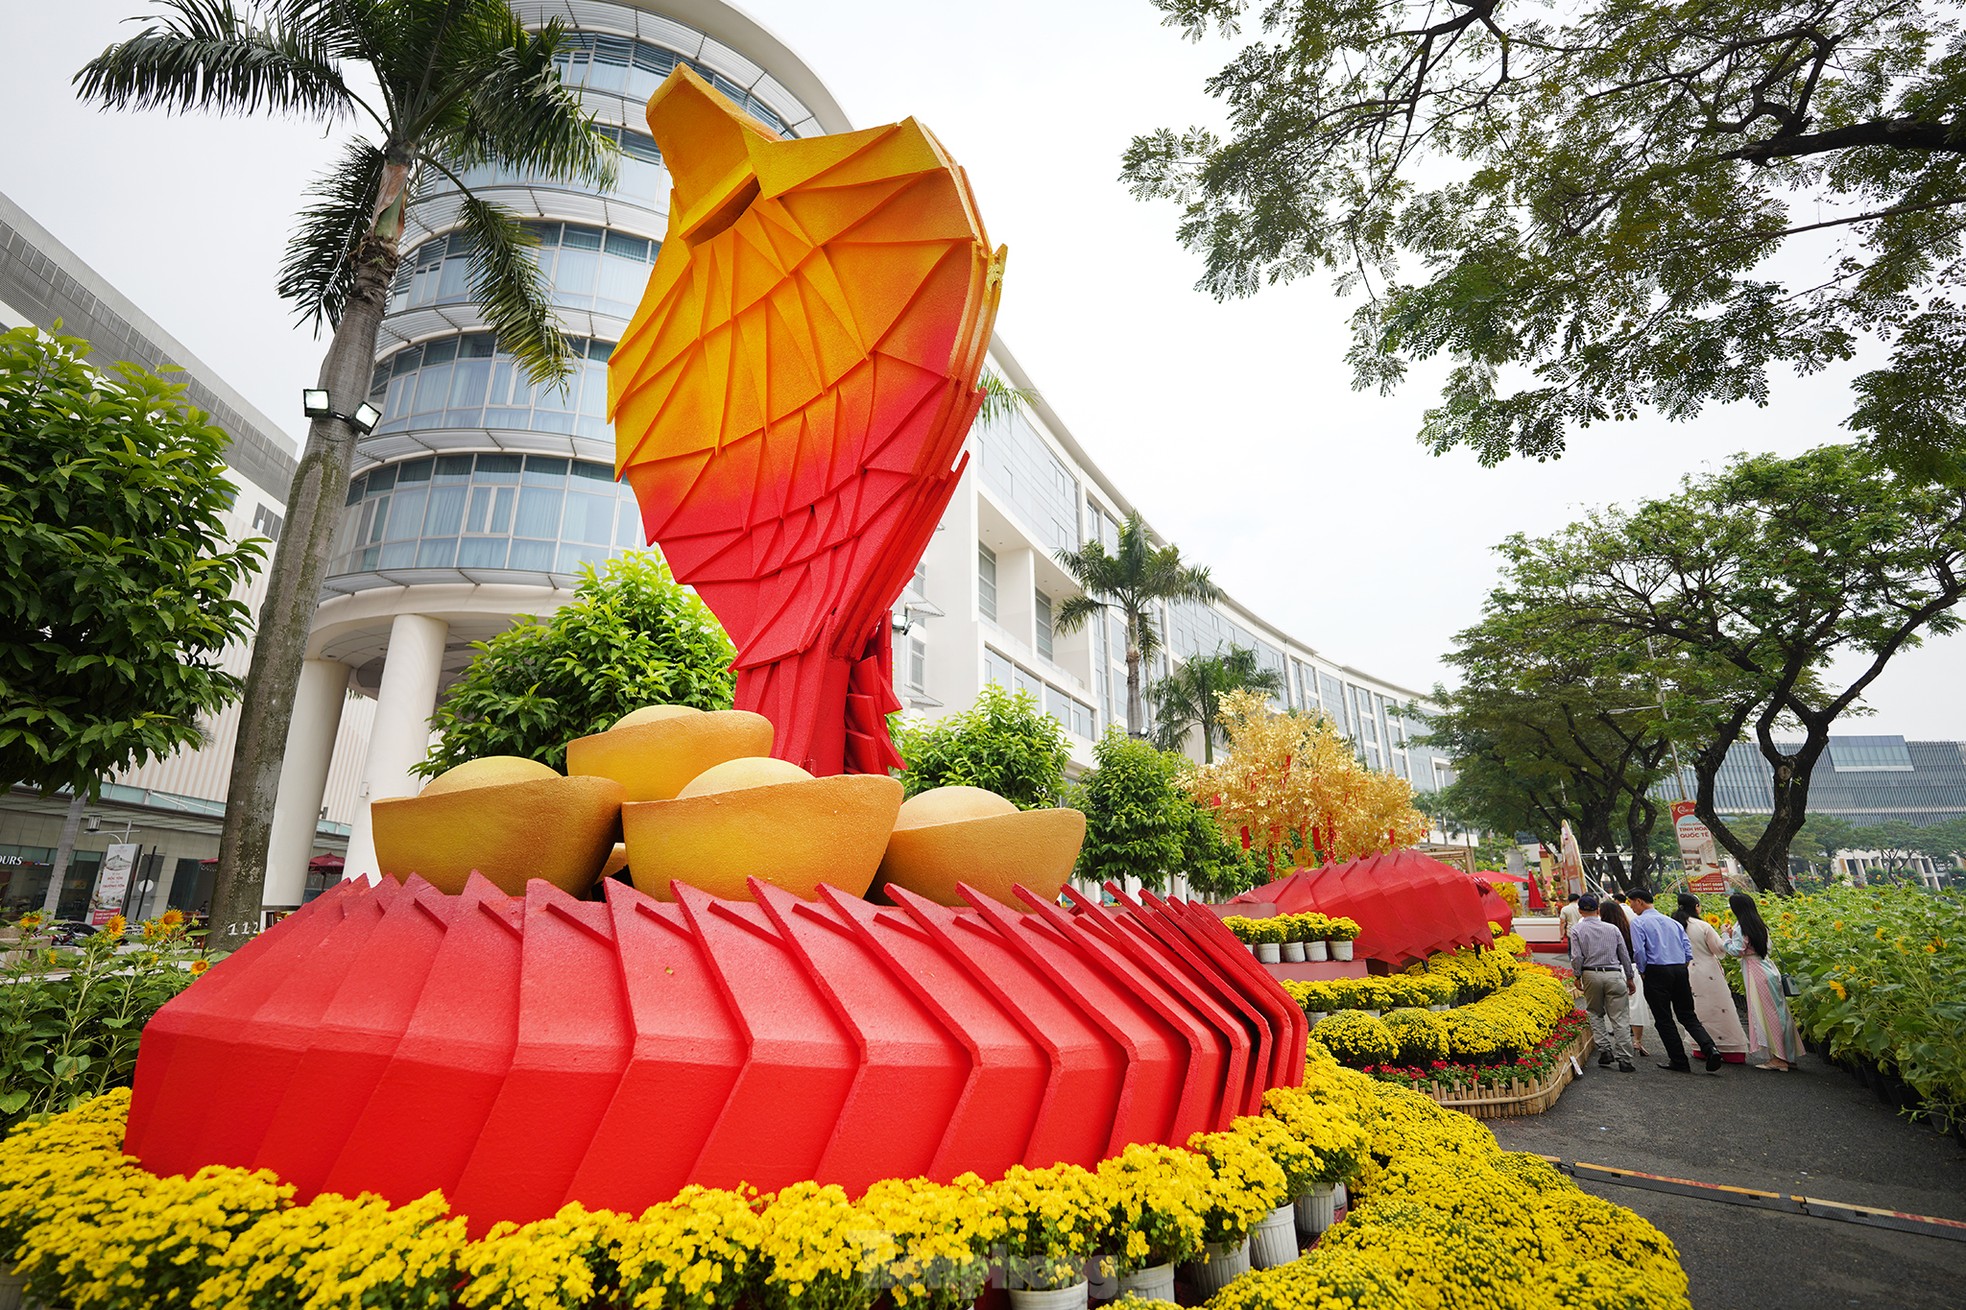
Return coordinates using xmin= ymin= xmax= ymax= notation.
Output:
xmin=5 ymin=0 xmax=1961 ymax=737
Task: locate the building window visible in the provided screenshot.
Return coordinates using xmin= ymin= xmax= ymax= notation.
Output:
xmin=907 ymin=637 xmax=926 ymax=692
xmin=251 ymin=503 xmax=284 ymax=543
xmin=366 ymin=333 xmax=615 ymax=441
xmin=978 ymin=544 xmax=997 ymax=622
xmin=909 ymin=559 xmax=927 ymax=600
xmin=331 ymin=451 xmax=641 ymax=578
xmin=1034 ymin=589 xmax=1053 ymax=659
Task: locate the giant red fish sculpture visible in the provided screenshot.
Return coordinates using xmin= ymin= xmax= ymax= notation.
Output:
xmin=609 ymin=68 xmax=1004 ymax=775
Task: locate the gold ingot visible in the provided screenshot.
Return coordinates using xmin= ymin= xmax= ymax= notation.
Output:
xmin=565 ymin=707 xmax=773 ymax=801
xmin=621 ymin=767 xmax=903 ymax=902
xmin=878 ymin=785 xmax=1087 ymax=909
xmin=371 ymin=775 xmax=625 ymax=897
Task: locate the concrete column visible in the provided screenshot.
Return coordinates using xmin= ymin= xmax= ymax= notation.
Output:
xmin=263 ymin=658 xmax=352 ymax=909
xmin=998 ymin=547 xmax=1038 ymax=654
xmin=341 ymin=614 xmax=449 ymax=880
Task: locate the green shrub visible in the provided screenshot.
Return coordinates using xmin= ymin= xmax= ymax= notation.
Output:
xmin=0 ymin=911 xmax=204 ymax=1133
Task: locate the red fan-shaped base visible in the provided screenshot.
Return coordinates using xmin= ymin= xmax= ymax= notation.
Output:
xmin=125 ymin=877 xmax=1302 ymax=1234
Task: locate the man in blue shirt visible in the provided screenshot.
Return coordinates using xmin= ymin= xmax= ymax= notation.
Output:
xmin=1628 ymin=888 xmax=1722 ymax=1072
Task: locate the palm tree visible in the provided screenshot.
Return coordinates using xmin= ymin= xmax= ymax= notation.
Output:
xmin=1054 ymin=511 xmax=1221 ymax=738
xmin=1150 ymin=644 xmax=1284 ymax=762
xmin=77 ymin=0 xmax=616 ymax=941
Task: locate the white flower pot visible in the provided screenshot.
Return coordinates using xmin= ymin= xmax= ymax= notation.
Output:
xmin=1305 ymin=1010 xmax=1328 ymax=1026
xmin=1281 ymin=941 xmax=1306 ymax=963
xmin=0 ymin=1271 xmax=25 ymax=1310
xmin=1119 ymin=1263 xmax=1174 ymax=1302
xmin=1182 ymin=1238 xmax=1251 ymax=1298
xmin=1429 ymin=1003 xmax=1450 ymax=1012
xmin=1331 ymin=940 xmax=1354 ymax=961
xmin=1256 ymin=943 xmax=1281 ymax=963
xmin=1334 ymin=1181 xmax=1349 ymax=1218
xmin=1245 ymin=942 xmax=1259 ymax=956
xmin=1009 ymin=1280 xmax=1089 ymax=1310
xmin=1250 ymin=1204 xmax=1299 ymax=1269
xmin=1084 ymin=1256 xmax=1117 ymax=1302
xmin=1362 ymin=1008 xmax=1381 ymax=1018
xmin=1297 ymin=1183 xmax=1337 ymax=1237
xmin=1305 ymin=939 xmax=1330 ymax=961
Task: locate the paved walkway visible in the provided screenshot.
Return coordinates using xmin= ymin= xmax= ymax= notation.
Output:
xmin=1487 ymin=1047 xmax=1966 ymax=1308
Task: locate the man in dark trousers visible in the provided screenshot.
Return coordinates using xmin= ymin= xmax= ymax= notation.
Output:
xmin=1628 ymin=887 xmax=1723 ymax=1072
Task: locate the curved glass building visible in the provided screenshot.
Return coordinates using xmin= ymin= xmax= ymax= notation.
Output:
xmin=273 ymin=0 xmax=1445 ymax=896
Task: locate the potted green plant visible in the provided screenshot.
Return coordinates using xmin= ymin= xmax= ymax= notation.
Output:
xmin=1180 ymin=1131 xmax=1286 ymax=1296
xmin=1094 ymin=1143 xmax=1209 ymax=1304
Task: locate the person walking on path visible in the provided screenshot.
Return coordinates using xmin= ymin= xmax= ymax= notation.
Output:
xmin=1673 ymin=892 xmax=1749 ymax=1061
xmin=1558 ymin=893 xmax=1583 ymax=942
xmin=1599 ymin=899 xmax=1654 ymax=1057
xmin=1567 ymin=894 xmax=1636 ymax=1072
xmin=1629 ymin=888 xmax=1723 ymax=1073
xmin=1725 ymin=892 xmax=1802 ymax=1072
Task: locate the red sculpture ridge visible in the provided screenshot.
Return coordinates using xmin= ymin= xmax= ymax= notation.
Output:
xmin=1223 ymin=849 xmax=1498 ymax=967
xmin=125 ymin=876 xmax=1303 ymax=1234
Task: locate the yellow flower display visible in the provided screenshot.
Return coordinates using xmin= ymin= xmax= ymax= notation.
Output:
xmin=0 ymin=1054 xmax=1687 ymax=1310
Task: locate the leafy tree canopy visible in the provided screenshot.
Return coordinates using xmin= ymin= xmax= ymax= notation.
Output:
xmin=1425 ymin=557 xmax=1755 ymax=889
xmin=0 ymin=326 xmax=264 ymax=797
xmin=1126 ymin=0 xmax=1966 ymax=482
xmin=894 ymin=684 xmax=1071 ymax=809
xmin=1150 ymin=643 xmax=1284 ymax=762
xmin=417 ymin=552 xmax=734 ymax=776
xmin=1500 ymin=444 xmax=1966 ymax=892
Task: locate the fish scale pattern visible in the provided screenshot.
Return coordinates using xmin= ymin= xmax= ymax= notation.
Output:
xmin=123 ymin=877 xmax=1304 ymax=1235
xmin=609 ymin=68 xmax=1004 ymax=778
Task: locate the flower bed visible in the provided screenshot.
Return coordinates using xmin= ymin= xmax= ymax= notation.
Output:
xmin=1360 ymin=1012 xmax=1595 ymax=1119
xmin=1766 ymin=886 xmax=1966 ymax=1130
xmin=0 ymin=1050 xmax=1687 ymax=1309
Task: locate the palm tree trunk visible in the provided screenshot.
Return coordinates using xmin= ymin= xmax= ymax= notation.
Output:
xmin=208 ymin=225 xmax=403 ymax=948
xmin=1125 ymin=644 xmax=1143 ymax=737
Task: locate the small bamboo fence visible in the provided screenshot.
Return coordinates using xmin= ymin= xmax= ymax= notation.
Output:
xmin=1413 ymin=1028 xmax=1595 ymax=1120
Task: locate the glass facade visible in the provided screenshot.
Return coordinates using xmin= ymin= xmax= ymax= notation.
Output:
xmin=453 ymin=124 xmax=670 ymax=212
xmin=389 ymin=223 xmax=659 ymax=321
xmin=977 ymin=544 xmax=997 ymax=623
xmin=1034 ymin=589 xmax=1053 ymax=659
xmin=550 ymin=33 xmax=790 ymax=135
xmin=365 ymin=335 xmax=615 ymax=441
xmin=331 ymin=452 xmax=644 ymax=578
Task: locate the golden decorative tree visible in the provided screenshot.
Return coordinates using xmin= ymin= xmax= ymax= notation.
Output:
xmin=1184 ymin=691 xmax=1428 ymax=877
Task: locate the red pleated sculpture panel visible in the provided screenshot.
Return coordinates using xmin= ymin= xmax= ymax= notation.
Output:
xmin=1223 ymin=849 xmax=1498 ymax=967
xmin=124 ymin=876 xmax=1303 ymax=1234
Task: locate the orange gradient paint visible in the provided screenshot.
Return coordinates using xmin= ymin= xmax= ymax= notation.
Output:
xmin=609 ymin=68 xmax=1005 ymax=775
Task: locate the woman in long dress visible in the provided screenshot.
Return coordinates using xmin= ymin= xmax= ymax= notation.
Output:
xmin=1725 ymin=893 xmax=1800 ymax=1071
xmin=1599 ymin=899 xmax=1653 ymax=1057
xmin=1673 ymin=893 xmax=1749 ymax=1059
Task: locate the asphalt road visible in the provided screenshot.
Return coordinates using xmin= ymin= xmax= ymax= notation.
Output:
xmin=1487 ymin=1048 xmax=1966 ymax=1308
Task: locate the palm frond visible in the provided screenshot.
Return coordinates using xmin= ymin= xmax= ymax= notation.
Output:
xmin=1054 ymin=592 xmax=1106 ymax=636
xmin=74 ymin=0 xmax=351 ymax=118
xmin=420 ymin=14 xmax=616 ymax=189
xmin=974 ymin=369 xmax=1037 ymax=429
xmin=452 ymin=193 xmax=572 ymax=386
xmin=277 ymin=136 xmax=385 ymax=329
